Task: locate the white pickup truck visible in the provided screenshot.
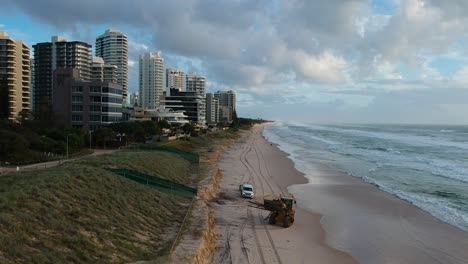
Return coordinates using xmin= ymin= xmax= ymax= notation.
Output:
xmin=239 ymin=182 xmax=254 ymax=198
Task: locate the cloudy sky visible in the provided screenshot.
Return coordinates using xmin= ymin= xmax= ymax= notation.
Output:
xmin=2 ymin=0 xmax=468 ymax=124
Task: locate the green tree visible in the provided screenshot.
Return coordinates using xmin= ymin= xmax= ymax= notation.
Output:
xmin=140 ymin=121 xmax=158 ymax=136
xmin=181 ymin=123 xmax=194 ymax=134
xmin=16 ymin=109 xmax=31 ymax=123
xmin=157 ymin=120 xmax=171 ymax=129
xmin=94 ymin=128 xmax=116 ymax=148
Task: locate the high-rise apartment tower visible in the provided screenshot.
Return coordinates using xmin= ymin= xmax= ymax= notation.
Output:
xmin=139 ymin=52 xmax=164 ymax=109
xmin=166 ymin=68 xmax=184 ymax=92
xmin=33 ymin=36 xmax=92 ymax=115
xmin=0 ymin=31 xmax=31 ymax=120
xmin=186 ymin=72 xmax=206 ymax=124
xmin=95 ymin=29 xmax=128 ymax=101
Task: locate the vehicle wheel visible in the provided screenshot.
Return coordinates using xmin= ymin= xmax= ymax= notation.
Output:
xmin=269 ymin=212 xmax=277 ymax=225
xmin=283 ymin=216 xmax=292 ymax=228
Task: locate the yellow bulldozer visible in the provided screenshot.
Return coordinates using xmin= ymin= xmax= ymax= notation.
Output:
xmin=250 ymin=195 xmax=296 ymax=228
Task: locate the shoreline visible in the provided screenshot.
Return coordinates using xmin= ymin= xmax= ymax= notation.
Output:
xmin=262 ymin=124 xmax=468 ymax=264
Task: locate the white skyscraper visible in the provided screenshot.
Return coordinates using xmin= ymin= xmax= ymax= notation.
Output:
xmin=206 ymin=93 xmax=219 ymax=125
xmin=95 ymin=29 xmax=128 ymax=100
xmin=139 ymin=52 xmax=164 ymax=109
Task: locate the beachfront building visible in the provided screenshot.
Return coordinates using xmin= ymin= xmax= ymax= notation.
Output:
xmin=186 ymin=72 xmax=206 ymax=125
xmin=206 ymin=93 xmax=219 ymax=125
xmin=90 ymin=56 xmax=118 ymax=83
xmin=52 ymin=68 xmax=123 ymax=131
xmin=33 ymin=36 xmax=92 ymax=116
xmin=139 ymin=52 xmax=164 ymax=109
xmin=166 ymin=68 xmax=184 ymax=92
xmin=95 ymin=29 xmax=128 ymax=101
xmin=186 ymin=72 xmax=206 ymax=96
xmin=157 ymin=107 xmax=189 ymax=125
xmin=214 ymin=90 xmax=236 ymax=123
xmin=161 ymin=88 xmax=204 ymax=124
xmin=215 ymin=90 xmax=236 ymax=111
xmin=0 ymin=31 xmax=31 ymax=120
xmin=219 ymin=106 xmax=232 ymax=124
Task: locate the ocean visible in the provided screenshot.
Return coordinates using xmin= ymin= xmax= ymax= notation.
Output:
xmin=263 ymin=122 xmax=468 ymax=232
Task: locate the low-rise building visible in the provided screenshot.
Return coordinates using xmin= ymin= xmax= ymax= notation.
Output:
xmin=157 ymin=107 xmax=189 ymax=125
xmin=52 ymin=68 xmax=123 ymax=131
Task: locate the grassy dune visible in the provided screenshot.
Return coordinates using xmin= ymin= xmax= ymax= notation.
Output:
xmin=0 ymin=127 xmax=248 ymax=263
xmin=0 ymin=150 xmax=192 ymax=263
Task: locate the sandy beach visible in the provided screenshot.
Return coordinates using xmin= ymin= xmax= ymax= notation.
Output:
xmin=210 ymin=124 xmax=468 ymax=264
xmin=211 ymin=125 xmax=357 ymax=263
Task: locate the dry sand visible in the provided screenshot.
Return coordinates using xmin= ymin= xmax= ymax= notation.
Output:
xmin=211 ymin=124 xmax=468 ymax=264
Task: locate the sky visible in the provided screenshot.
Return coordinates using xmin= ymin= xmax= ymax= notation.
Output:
xmin=1 ymin=0 xmax=468 ymax=124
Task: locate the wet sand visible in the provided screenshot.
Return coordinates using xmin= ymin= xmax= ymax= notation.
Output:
xmin=289 ymin=162 xmax=468 ymax=264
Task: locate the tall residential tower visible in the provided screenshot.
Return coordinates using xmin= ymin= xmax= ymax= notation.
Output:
xmin=186 ymin=72 xmax=206 ymax=124
xmin=95 ymin=29 xmax=128 ymax=101
xmin=0 ymin=31 xmax=31 ymax=120
xmin=90 ymin=56 xmax=118 ymax=83
xmin=33 ymin=36 xmax=92 ymax=116
xmin=139 ymin=52 xmax=164 ymax=109
xmin=214 ymin=90 xmax=236 ymax=123
xmin=166 ymin=68 xmax=184 ymax=92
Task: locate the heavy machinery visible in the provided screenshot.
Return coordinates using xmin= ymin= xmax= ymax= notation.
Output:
xmin=249 ymin=195 xmax=296 ymax=228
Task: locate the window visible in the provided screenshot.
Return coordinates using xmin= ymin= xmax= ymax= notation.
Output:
xmin=89 ymin=115 xmax=101 ymax=122
xmin=72 ymin=86 xmax=83 ymax=92
xmin=89 ymin=86 xmax=101 ymax=93
xmin=102 ymin=106 xmax=122 ymax=113
xmin=102 ymin=97 xmax=122 ymax=104
xmin=89 ymin=105 xmax=101 ymax=112
xmin=71 ymin=115 xmax=83 ymax=121
xmin=72 ymin=105 xmax=83 ymax=112
xmin=102 ymin=115 xmax=121 ymax=122
xmin=102 ymin=87 xmax=123 ymax=95
xmin=89 ymin=96 xmax=101 ymax=103
xmin=72 ymin=95 xmax=83 ymax=102
xmin=89 ymin=125 xmax=100 ymax=131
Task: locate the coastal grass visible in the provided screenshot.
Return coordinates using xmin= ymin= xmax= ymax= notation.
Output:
xmin=0 ymin=127 xmax=253 ymax=263
xmin=161 ymin=128 xmax=244 ymax=152
xmin=0 ymin=150 xmax=192 ymax=264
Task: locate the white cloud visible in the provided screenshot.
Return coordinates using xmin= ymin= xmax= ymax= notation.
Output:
xmin=294 ymin=51 xmax=350 ymax=84
xmin=452 ymin=66 xmax=468 ymax=84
